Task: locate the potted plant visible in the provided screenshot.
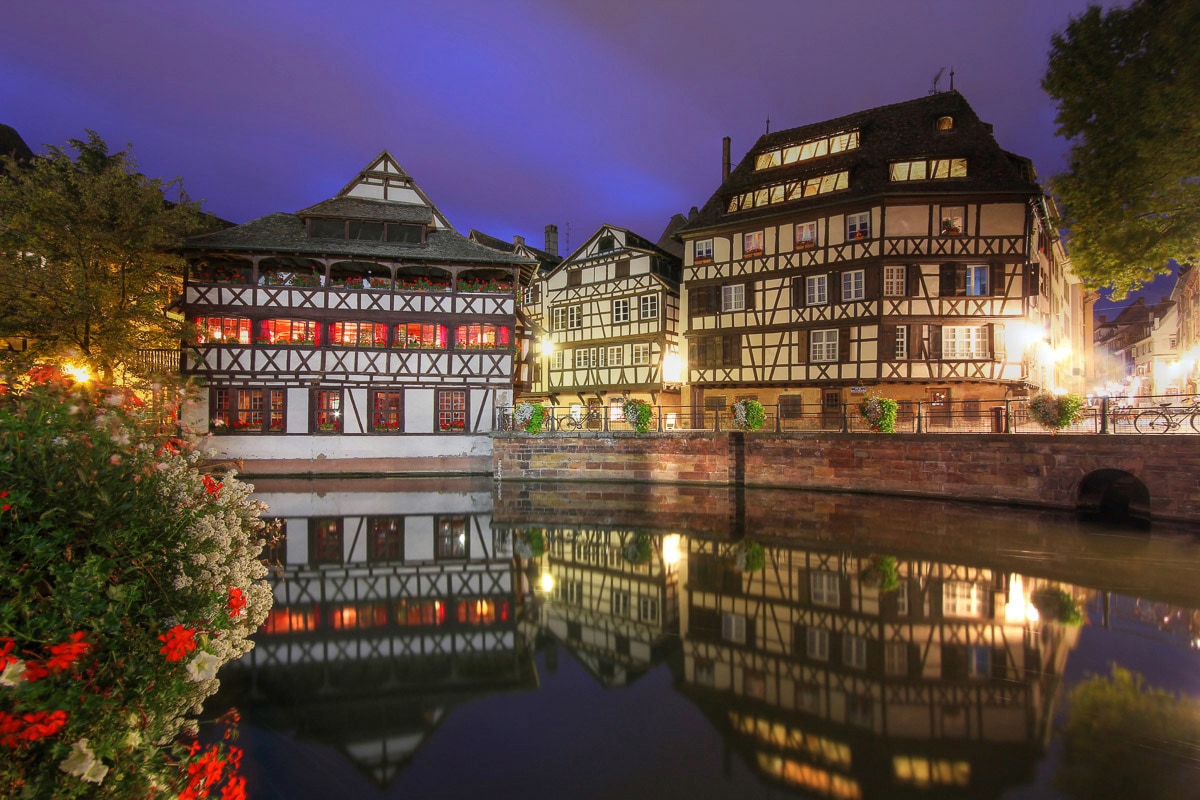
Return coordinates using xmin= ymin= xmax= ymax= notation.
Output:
xmin=623 ymin=399 xmax=653 ymax=433
xmin=732 ymin=399 xmax=766 ymax=431
xmin=859 ymin=555 xmax=900 ymax=591
xmin=514 ymin=528 xmax=546 ymax=559
xmin=941 ymin=220 xmax=961 ymax=235
xmin=858 ymin=395 xmax=899 ymax=433
xmin=513 ymin=402 xmax=547 ymax=434
xmin=1028 ymin=392 xmax=1085 ymax=431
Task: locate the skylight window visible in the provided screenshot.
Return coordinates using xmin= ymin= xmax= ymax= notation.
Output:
xmin=754 ymin=130 xmax=860 ymax=171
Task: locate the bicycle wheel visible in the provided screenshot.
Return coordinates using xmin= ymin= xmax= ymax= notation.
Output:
xmin=1191 ymin=412 xmax=1200 ymax=434
xmin=1134 ymin=411 xmax=1170 ymax=434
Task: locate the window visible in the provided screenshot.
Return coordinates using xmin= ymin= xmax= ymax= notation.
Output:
xmin=394 ymin=322 xmax=447 ymax=349
xmin=846 ymin=694 xmax=873 ymax=727
xmin=367 ymin=517 xmax=404 ymax=562
xmin=744 ymin=670 xmax=765 ymax=699
xmin=640 ymin=294 xmax=658 ymax=319
xmin=754 ymin=130 xmax=860 ymax=170
xmin=796 ymin=683 xmax=821 ymax=713
xmin=722 ymin=284 xmax=745 ymax=312
xmin=553 ymin=351 xmax=565 ymax=370
xmin=607 ymin=346 xmax=623 ymax=366
xmin=329 ymin=322 xmax=387 ymax=347
xmin=722 ymin=612 xmax=747 ymax=644
xmin=348 ymin=220 xmax=384 ymax=241
xmin=968 ymin=646 xmax=991 ymax=678
xmin=632 ymin=343 xmax=650 ymax=365
xmin=695 ymin=239 xmax=714 ymax=262
xmin=779 ymin=395 xmax=803 ymax=419
xmin=884 ymin=265 xmax=907 ymax=297
xmin=598 ymin=235 xmax=616 ymax=252
xmin=370 ymin=390 xmax=403 ymax=432
xmin=943 ymin=326 xmax=989 ymax=359
xmin=847 ymin=212 xmax=870 ymax=240
xmin=889 ymin=158 xmax=968 ymax=181
xmin=568 ymin=305 xmax=582 ymax=329
xmin=259 ymin=319 xmax=319 ymax=346
xmin=843 ymin=635 xmax=867 ymax=669
xmin=611 ymin=589 xmax=631 ymax=617
xmin=638 ymin=596 xmax=659 ymax=622
xmin=806 ymin=274 xmax=828 ymax=306
xmin=310 ymin=518 xmax=343 ymax=564
xmin=308 ymin=218 xmax=344 ymax=239
xmin=615 ymin=259 xmax=630 ymax=278
xmin=613 ymin=298 xmax=630 ymax=324
xmin=568 ymin=270 xmax=582 ymax=286
xmin=194 ymin=316 xmax=251 ymax=344
xmin=943 ymin=581 xmax=983 ymax=617
xmin=313 ymin=389 xmax=342 ymax=433
xmin=743 ymin=231 xmax=764 ymax=257
xmin=521 ymin=284 xmax=539 ymax=305
xmin=696 ymin=658 xmax=715 ymax=687
xmin=936 ymin=115 xmax=954 ymax=131
xmin=727 ymin=170 xmax=849 ymax=212
xmin=556 ymin=579 xmax=583 ymax=605
xmin=894 ymin=325 xmax=908 ymax=359
xmin=690 ymin=335 xmax=741 ymax=368
xmin=940 ymin=206 xmax=965 ymax=235
xmin=436 ymin=389 xmax=468 ymax=433
xmin=212 ymin=388 xmax=285 ymax=433
xmin=885 ymin=642 xmax=908 ymax=676
xmin=387 ymin=223 xmax=423 ymax=243
xmin=841 ymin=269 xmax=865 ymax=301
xmin=964 ymin=264 xmax=989 ymax=295
xmin=811 ymin=571 xmax=840 ymax=606
xmin=795 ymin=221 xmax=818 ymax=249
xmin=806 ymin=627 xmax=829 ymax=660
xmin=436 ymin=516 xmax=468 ymax=559
xmin=455 ymin=324 xmax=510 ymax=350
xmin=810 ymin=329 xmax=839 ymax=363
xmin=575 ymin=349 xmax=590 ymax=368
xmin=552 ymin=307 xmax=566 ymax=331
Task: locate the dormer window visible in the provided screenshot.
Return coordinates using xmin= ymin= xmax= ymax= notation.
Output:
xmin=936 ymin=116 xmax=954 ymax=131
xmin=309 ymin=218 xmax=345 ymax=239
xmin=598 ymin=235 xmax=616 ymax=252
xmin=306 ymin=217 xmax=424 ymax=243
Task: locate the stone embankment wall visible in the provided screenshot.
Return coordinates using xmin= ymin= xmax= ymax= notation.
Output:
xmin=492 ymin=432 xmax=1200 ymax=523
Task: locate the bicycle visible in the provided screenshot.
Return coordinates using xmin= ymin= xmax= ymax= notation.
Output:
xmin=556 ymin=410 xmax=603 ymax=432
xmin=1132 ymin=400 xmax=1200 ymax=434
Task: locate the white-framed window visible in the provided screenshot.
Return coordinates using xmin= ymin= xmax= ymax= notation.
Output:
xmin=806 ymin=627 xmax=829 ymax=660
xmin=842 ymin=269 xmax=865 ymax=301
xmin=795 ymin=221 xmax=818 ymax=249
xmin=811 ymin=570 xmax=840 ymax=606
xmin=885 ymin=642 xmax=908 ymax=676
xmin=940 ymin=206 xmax=965 ymax=235
xmin=607 ymin=345 xmax=623 ymax=366
xmin=943 ymin=326 xmax=989 ymax=359
xmin=895 ymin=325 xmax=908 ymax=359
xmin=943 ymin=581 xmax=983 ymax=617
xmin=551 ymin=307 xmax=566 ymax=331
xmin=521 ymin=285 xmax=537 ymax=305
xmin=722 ymin=612 xmax=747 ymax=644
xmin=722 ymin=284 xmax=745 ymax=312
xmin=806 ymin=274 xmax=828 ymax=305
xmin=612 ymin=298 xmax=630 ymax=324
xmin=743 ymin=231 xmax=764 ymax=256
xmin=695 ymin=658 xmax=715 ymax=686
xmin=575 ymin=349 xmax=589 ymax=368
xmin=968 ymin=645 xmax=991 ymax=678
xmin=593 ymin=347 xmax=607 ymax=367
xmin=640 ymin=294 xmax=659 ymax=319
xmin=843 ymin=635 xmax=867 ymax=669
xmin=965 ymin=264 xmax=989 ymax=296
xmin=553 ymin=350 xmax=565 ymax=370
xmin=896 ymin=581 xmax=909 ymax=615
xmin=639 ymin=596 xmax=658 ymax=622
xmin=556 ymin=579 xmax=583 ymax=605
xmin=631 ymin=343 xmax=650 ymax=365
xmin=810 ymin=329 xmax=839 ymax=363
xmin=884 ymin=265 xmax=906 ymax=297
xmin=847 ymin=212 xmax=870 ymax=240
xmin=611 ymin=589 xmax=630 ymax=617
xmin=568 ymin=305 xmax=582 ymax=329
xmin=695 ymin=239 xmax=714 ymax=262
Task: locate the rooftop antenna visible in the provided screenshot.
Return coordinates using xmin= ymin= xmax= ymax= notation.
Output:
xmin=765 ymin=115 xmax=771 ymax=135
xmin=930 ymin=67 xmax=945 ymax=95
xmin=949 ymin=68 xmax=955 ymax=91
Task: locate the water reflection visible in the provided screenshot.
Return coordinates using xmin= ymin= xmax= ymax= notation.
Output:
xmin=213 ymin=479 xmax=1200 ymax=799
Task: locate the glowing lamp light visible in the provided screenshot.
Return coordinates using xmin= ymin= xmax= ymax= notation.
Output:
xmin=661 ymin=352 xmax=683 ymax=384
xmin=539 ymin=572 xmax=555 ymax=594
xmin=539 ymin=338 xmax=555 ymax=357
xmin=1004 ymin=574 xmax=1040 ymax=624
xmin=662 ymin=534 xmax=682 ymax=566
xmin=61 ymin=363 xmax=93 ymax=384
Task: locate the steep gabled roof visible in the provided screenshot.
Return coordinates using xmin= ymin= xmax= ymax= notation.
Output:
xmin=333 ymin=150 xmax=454 ymax=230
xmin=468 ymin=229 xmax=561 ymax=275
xmin=680 ymin=91 xmax=1041 ymax=235
xmin=0 ymin=124 xmax=35 ymax=175
xmin=551 ymin=224 xmax=680 ymax=273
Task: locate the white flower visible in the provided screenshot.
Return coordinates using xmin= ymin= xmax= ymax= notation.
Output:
xmin=186 ymin=650 xmax=223 ymax=682
xmin=60 ymin=739 xmax=109 ymax=784
xmin=0 ymin=659 xmax=26 ymax=686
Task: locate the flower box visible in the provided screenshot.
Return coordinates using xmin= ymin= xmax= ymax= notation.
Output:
xmin=795 ymin=241 xmax=816 ymax=250
xmin=694 ymin=256 xmax=713 ymax=265
xmin=743 ymin=248 xmax=764 ymax=258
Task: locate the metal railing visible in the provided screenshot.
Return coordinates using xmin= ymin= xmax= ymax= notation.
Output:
xmin=496 ymin=394 xmax=1200 ymax=435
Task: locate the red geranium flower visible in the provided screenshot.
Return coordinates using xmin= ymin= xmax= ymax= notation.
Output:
xmin=203 ymin=475 xmax=223 ymax=498
xmin=226 ymin=587 xmax=247 ymax=619
xmin=23 ymin=660 xmax=49 ymax=682
xmin=158 ymin=625 xmax=197 ymax=662
xmin=46 ymin=631 xmax=90 ymax=673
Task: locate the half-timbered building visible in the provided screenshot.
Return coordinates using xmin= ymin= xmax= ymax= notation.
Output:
xmin=675 ymin=91 xmax=1085 ymax=423
xmin=176 ymin=152 xmax=535 ymax=472
xmin=526 ymin=225 xmax=683 ymax=421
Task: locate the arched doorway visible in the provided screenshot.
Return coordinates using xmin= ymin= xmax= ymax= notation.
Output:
xmin=1076 ymin=469 xmax=1151 ymax=528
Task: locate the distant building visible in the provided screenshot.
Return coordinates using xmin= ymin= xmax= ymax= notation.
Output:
xmin=674 ymin=91 xmax=1089 ymax=425
xmin=176 ymin=151 xmax=535 ymax=473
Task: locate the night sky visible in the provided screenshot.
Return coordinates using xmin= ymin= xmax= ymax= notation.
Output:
xmin=5 ymin=1 xmax=1128 ymax=264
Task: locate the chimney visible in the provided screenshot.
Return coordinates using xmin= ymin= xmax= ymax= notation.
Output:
xmin=513 ymin=235 xmax=525 ymax=247
xmin=722 ymin=137 xmax=731 ymax=183
xmin=545 ymin=224 xmax=559 ymax=256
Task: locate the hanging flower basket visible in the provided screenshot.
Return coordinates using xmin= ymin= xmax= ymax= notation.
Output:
xmin=732 ymin=399 xmax=765 ymax=431
xmin=1028 ymin=392 xmax=1086 ymax=431
xmin=858 ymin=395 xmax=899 ymax=433
xmin=859 ymin=554 xmax=900 ymax=591
xmin=733 ymin=541 xmax=766 ymax=573
xmin=1032 ymin=586 xmax=1083 ymax=625
xmin=623 ymin=399 xmax=652 ymax=433
xmin=513 ymin=402 xmax=546 ymax=434
xmin=623 ymin=532 xmax=653 ymax=564
xmin=515 ymin=528 xmax=545 ymax=559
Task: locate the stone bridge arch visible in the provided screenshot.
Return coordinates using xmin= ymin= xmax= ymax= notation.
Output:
xmin=1076 ymin=469 xmax=1151 ymax=527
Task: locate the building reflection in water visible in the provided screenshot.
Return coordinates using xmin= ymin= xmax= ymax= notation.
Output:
xmin=215 ymin=479 xmax=1200 ymax=798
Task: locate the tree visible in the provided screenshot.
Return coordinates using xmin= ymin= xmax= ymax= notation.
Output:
xmin=0 ymin=132 xmax=213 ymax=384
xmin=1043 ymin=0 xmax=1200 ymax=298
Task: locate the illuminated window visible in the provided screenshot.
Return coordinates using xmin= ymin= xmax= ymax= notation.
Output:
xmin=722 ymin=284 xmax=745 ymax=312
xmin=370 ymin=390 xmax=403 ymax=433
xmin=632 ymin=343 xmax=650 ymax=365
xmin=728 ymin=170 xmax=850 ymax=212
xmin=455 ymin=324 xmax=510 ymax=350
xmin=436 ymin=389 xmax=468 ymax=433
xmin=367 ymin=516 xmax=404 ymax=561
xmin=613 ymin=298 xmax=630 ymax=323
xmin=394 ymin=322 xmax=447 ymax=349
xmin=396 ymin=599 xmax=445 ymax=626
xmin=310 ymin=518 xmax=343 ymax=565
xmin=212 ymin=388 xmax=285 ymax=434
xmin=795 ymin=221 xmax=818 ymax=249
xmin=328 ymin=603 xmax=389 ymax=630
xmin=193 ymin=316 xmax=251 ymax=344
xmin=743 ymin=231 xmax=764 ymax=257
xmin=894 ymin=325 xmax=908 ymax=360
xmin=894 ymin=756 xmax=970 ymax=788
xmin=943 ymin=326 xmax=989 ymax=360
xmin=754 ymin=129 xmax=860 ymax=170
xmin=695 ymin=239 xmax=714 ymax=262
xmin=940 ymin=206 xmax=965 ymax=235
xmin=884 ymin=265 xmax=907 ymax=297
xmin=261 ymin=606 xmax=318 ymax=634
xmin=436 ymin=515 xmax=468 ymax=559
xmin=811 ymin=571 xmax=840 ymax=606
xmin=841 ymin=269 xmax=865 ymax=301
xmin=810 ymin=330 xmax=839 ymax=363
xmin=329 ymin=321 xmax=387 ymax=347
xmin=943 ymin=581 xmax=983 ymax=617
xmin=847 ymin=212 xmax=870 ymax=240
xmin=313 ymin=389 xmax=341 ymax=433
xmin=260 ymin=319 xmax=320 ymax=345
xmin=457 ymin=598 xmax=498 ymax=625
xmin=936 ymin=116 xmax=954 ymax=131
xmin=890 ymin=158 xmax=967 ymax=181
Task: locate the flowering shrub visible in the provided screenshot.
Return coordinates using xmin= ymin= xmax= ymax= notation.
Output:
xmin=623 ymin=399 xmax=653 ymax=433
xmin=1032 ymin=586 xmax=1084 ymax=625
xmin=734 ymin=541 xmax=766 ymax=572
xmin=858 ymin=395 xmax=899 ymax=433
xmin=1028 ymin=392 xmax=1086 ymax=431
xmin=0 ymin=368 xmax=272 ymax=797
xmin=732 ymin=399 xmax=765 ymax=431
xmin=513 ymin=402 xmax=546 ymax=434
xmin=623 ymin=532 xmax=653 ymax=564
xmin=859 ymin=554 xmax=900 ymax=591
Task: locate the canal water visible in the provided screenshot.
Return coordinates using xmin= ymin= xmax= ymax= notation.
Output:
xmin=209 ymin=478 xmax=1200 ymax=800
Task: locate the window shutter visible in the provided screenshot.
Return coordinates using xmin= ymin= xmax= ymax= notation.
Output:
xmin=906 ymin=264 xmax=921 ymax=297
xmin=990 ymin=263 xmax=1005 ymax=296
xmin=796 ymin=329 xmax=809 ymax=363
xmin=688 ymin=338 xmax=699 ymax=367
xmin=865 ymin=265 xmax=881 ymax=299
xmin=616 ymin=259 xmax=630 ymax=278
xmin=881 ymin=325 xmax=896 ymax=359
xmin=791 ymin=276 xmax=803 ymax=308
xmin=744 ymin=282 xmax=755 ymax=310
xmin=727 ymin=334 xmax=742 ymax=367
xmin=930 ymin=325 xmax=943 ymax=359
xmin=838 ymin=329 xmax=851 ymax=362
xmin=989 ymin=323 xmax=1002 ymax=360
xmin=916 ymin=324 xmax=928 ymax=358
xmin=939 ymin=263 xmax=956 ymax=296
xmin=1027 ymin=263 xmax=1041 ymax=296
xmin=689 ymin=288 xmax=706 ymax=316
